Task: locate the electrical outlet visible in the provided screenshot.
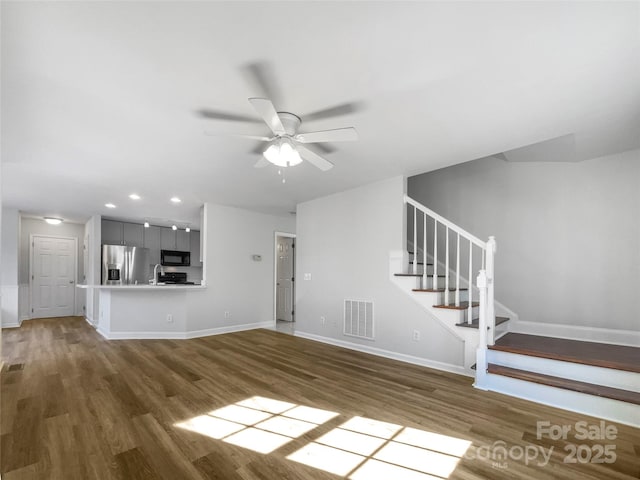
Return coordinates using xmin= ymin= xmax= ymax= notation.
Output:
xmin=224 ymin=311 xmax=231 ymax=319
xmin=304 ymin=273 xmax=312 ymax=281
xmin=320 ymin=316 xmax=326 ymax=325
xmin=167 ymin=314 xmax=173 ymax=323
xmin=412 ymin=330 xmax=420 ymax=341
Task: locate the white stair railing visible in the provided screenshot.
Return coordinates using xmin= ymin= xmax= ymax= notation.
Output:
xmin=405 ymin=195 xmax=496 ymax=373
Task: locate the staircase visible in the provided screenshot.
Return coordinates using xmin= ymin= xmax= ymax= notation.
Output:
xmin=393 ymin=195 xmax=640 ymax=427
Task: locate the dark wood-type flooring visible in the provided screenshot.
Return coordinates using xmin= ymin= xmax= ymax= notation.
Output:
xmin=490 ymin=333 xmax=640 ymax=373
xmin=2 ymin=317 xmax=639 ymax=479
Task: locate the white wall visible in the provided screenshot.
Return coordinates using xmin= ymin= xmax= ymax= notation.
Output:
xmin=408 ymin=148 xmax=640 ymax=333
xmin=20 ymin=217 xmax=86 ymax=317
xmin=295 ymin=176 xmax=464 ymax=367
xmin=84 ymin=215 xmax=101 ymax=324
xmin=1 ymin=208 xmax=20 ymax=326
xmin=186 ymin=203 xmax=296 ymax=331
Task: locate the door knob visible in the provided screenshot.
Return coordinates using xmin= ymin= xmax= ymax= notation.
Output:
xmin=69 ymin=280 xmax=74 ymax=284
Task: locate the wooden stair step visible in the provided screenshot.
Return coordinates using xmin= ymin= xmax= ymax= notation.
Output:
xmin=394 ymin=273 xmax=445 ymax=278
xmin=433 ymin=301 xmax=479 ymax=310
xmin=489 ymin=333 xmax=640 ymax=373
xmin=487 ymin=364 xmax=640 ymax=406
xmin=456 ymin=316 xmax=509 ymax=329
xmin=412 ymin=288 xmax=469 ymax=292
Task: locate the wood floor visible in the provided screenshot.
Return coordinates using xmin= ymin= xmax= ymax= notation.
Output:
xmin=490 ymin=333 xmax=640 ymax=373
xmin=2 ymin=317 xmax=639 ymax=480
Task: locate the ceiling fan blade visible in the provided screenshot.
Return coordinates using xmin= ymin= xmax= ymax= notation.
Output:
xmin=303 ymin=102 xmax=364 ymax=122
xmin=241 ymin=61 xmax=283 ymax=107
xmin=248 ymin=98 xmax=286 ymax=136
xmin=295 ymin=127 xmax=358 ymax=144
xmin=298 ymin=145 xmax=334 ymax=171
xmin=254 ymin=157 xmax=270 ymax=168
xmin=197 ymin=108 xmax=261 ymax=123
xmin=312 ymin=142 xmax=336 ymax=154
xmin=204 ymin=132 xmax=271 ymax=141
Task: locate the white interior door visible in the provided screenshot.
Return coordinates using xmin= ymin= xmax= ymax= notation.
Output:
xmin=31 ymin=236 xmax=76 ymax=318
xmin=276 ymin=236 xmax=295 ymax=322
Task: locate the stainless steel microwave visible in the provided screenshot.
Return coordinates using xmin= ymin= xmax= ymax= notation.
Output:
xmin=161 ymin=249 xmax=190 ymax=266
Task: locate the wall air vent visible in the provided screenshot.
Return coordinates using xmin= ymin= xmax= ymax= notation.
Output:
xmin=343 ymin=299 xmax=374 ymax=340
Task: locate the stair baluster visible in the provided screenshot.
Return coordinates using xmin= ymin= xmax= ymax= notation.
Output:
xmin=412 ymin=206 xmax=417 ymax=275
xmin=455 ymin=233 xmax=460 ymax=306
xmin=444 ymin=227 xmax=450 ymax=306
xmin=468 ymin=243 xmax=473 ymax=325
xmin=422 ymin=212 xmax=427 ymax=290
xmin=433 ymin=221 xmax=438 ymax=291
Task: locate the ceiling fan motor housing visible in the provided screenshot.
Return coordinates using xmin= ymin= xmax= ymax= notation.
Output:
xmin=277 ymin=112 xmax=301 ymax=136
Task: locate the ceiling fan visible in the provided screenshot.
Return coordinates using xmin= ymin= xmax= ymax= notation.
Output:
xmin=199 ymin=61 xmax=362 ymax=172
xmin=206 ymin=97 xmax=358 ymax=171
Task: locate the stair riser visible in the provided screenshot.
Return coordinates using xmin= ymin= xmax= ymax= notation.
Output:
xmin=416 ymin=277 xmax=465 ymax=290
xmin=484 ymin=373 xmax=640 ymax=428
xmin=415 ymin=291 xmax=470 ymax=304
xmin=430 ymin=307 xmax=478 ymax=327
xmin=487 ymin=349 xmax=640 ymax=393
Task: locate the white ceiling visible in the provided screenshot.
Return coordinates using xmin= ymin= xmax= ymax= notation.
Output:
xmin=2 ymin=1 xmax=639 ymax=227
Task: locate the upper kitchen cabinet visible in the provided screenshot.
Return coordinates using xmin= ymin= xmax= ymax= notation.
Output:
xmin=144 ymin=226 xmax=161 ymax=265
xmin=102 ymin=220 xmax=123 ymax=245
xmin=101 ymin=219 xmax=144 ymax=246
xmin=177 ymin=230 xmax=190 ymax=251
xmin=123 ymin=223 xmax=144 ymax=247
xmin=190 ymin=230 xmax=202 ymax=267
xmin=160 ymin=228 xmax=177 ymax=250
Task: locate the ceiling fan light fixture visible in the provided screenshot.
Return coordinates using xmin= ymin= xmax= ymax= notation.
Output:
xmin=263 ymin=138 xmax=302 ymax=167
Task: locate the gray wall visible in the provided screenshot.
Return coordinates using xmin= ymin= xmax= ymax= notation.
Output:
xmin=185 ymin=204 xmax=296 ymax=332
xmin=20 ymin=217 xmax=86 ymax=315
xmin=296 ymin=176 xmax=464 ymax=367
xmin=408 ymin=148 xmax=640 ymax=331
xmin=1 ymin=208 xmax=20 ymax=325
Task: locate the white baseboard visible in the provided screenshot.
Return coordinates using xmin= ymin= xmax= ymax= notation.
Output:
xmin=511 ymin=320 xmax=640 ymax=347
xmin=294 ymin=330 xmax=471 ymax=377
xmin=96 ymin=321 xmax=273 ymax=340
xmin=1 ymin=322 xmax=21 ymax=329
xmin=485 ymin=373 xmax=639 ymax=428
xmin=184 ymin=322 xmax=273 ymax=339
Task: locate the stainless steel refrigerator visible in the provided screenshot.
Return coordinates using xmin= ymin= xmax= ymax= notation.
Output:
xmin=102 ymin=245 xmax=150 ymax=285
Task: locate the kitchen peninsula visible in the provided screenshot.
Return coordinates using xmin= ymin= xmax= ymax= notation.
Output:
xmin=78 ymin=283 xmax=208 ymax=339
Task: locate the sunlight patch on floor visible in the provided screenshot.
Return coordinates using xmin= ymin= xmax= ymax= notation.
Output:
xmin=223 ymin=427 xmax=292 ymax=454
xmin=174 ymin=396 xmax=472 ymax=478
xmin=287 ymin=415 xmax=472 ymax=478
xmin=287 ymin=442 xmax=366 ymax=476
xmin=175 ymin=395 xmax=338 ymax=455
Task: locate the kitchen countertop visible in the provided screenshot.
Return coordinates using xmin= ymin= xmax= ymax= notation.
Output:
xmin=76 ymin=284 xmax=206 ymax=290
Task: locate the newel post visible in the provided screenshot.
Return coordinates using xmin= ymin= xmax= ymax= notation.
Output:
xmin=486 ymin=236 xmax=497 ymax=346
xmin=475 ymin=269 xmax=489 ymax=389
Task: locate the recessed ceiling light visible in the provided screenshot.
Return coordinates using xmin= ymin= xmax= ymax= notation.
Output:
xmin=143 ymin=221 xmax=150 ymax=228
xmin=185 ymin=227 xmax=191 ymax=233
xmin=129 ymin=193 xmax=141 ymax=200
xmin=170 ymin=197 xmax=181 ymax=203
xmin=44 ymin=217 xmax=63 ymax=225
xmin=105 ymin=203 xmax=116 ymax=208
xmin=172 ymin=225 xmax=177 ymax=231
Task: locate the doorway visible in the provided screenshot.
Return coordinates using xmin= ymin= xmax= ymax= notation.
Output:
xmin=274 ymin=232 xmax=295 ymax=334
xmin=30 ymin=235 xmax=77 ymax=319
